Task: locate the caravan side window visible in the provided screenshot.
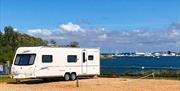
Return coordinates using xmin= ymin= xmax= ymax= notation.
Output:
xmin=88 ymin=55 xmax=94 ymax=60
xmin=42 ymin=55 xmax=53 ymax=63
xmin=67 ymin=55 xmax=77 ymax=63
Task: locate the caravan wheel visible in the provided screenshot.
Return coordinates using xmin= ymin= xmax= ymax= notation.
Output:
xmin=64 ymin=73 xmax=70 ymax=81
xmin=70 ymin=73 xmax=76 ymax=80
xmin=15 ymin=79 xmax=21 ymax=84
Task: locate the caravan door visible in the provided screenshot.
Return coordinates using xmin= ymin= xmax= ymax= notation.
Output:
xmin=82 ymin=50 xmax=87 ymax=74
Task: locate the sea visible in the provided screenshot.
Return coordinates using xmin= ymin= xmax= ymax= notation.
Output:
xmin=100 ymin=56 xmax=180 ymax=73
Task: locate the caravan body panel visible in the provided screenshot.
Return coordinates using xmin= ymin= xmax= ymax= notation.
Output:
xmin=11 ymin=47 xmax=100 ymax=79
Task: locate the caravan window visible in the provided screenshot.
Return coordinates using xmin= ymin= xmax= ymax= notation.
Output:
xmin=88 ymin=55 xmax=94 ymax=60
xmin=67 ymin=55 xmax=77 ymax=63
xmin=42 ymin=55 xmax=53 ymax=63
xmin=14 ymin=54 xmax=36 ymax=65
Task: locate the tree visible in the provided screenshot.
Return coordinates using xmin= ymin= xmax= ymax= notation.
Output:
xmin=0 ymin=31 xmax=2 ymax=46
xmin=167 ymin=51 xmax=171 ymax=54
xmin=4 ymin=26 xmax=18 ymax=52
xmin=0 ymin=31 xmax=2 ymax=38
xmin=50 ymin=39 xmax=56 ymax=45
xmin=0 ymin=26 xmax=48 ymax=63
xmin=69 ymin=41 xmax=79 ymax=47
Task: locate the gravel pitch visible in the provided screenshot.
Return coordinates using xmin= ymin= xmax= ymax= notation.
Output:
xmin=0 ymin=78 xmax=180 ymax=91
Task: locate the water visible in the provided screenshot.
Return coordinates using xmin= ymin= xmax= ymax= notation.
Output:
xmin=100 ymin=56 xmax=180 ymax=73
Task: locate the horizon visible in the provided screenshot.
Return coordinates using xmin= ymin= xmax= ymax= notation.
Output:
xmin=0 ymin=0 xmax=180 ymax=52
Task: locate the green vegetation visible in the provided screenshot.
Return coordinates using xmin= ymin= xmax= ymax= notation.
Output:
xmin=0 ymin=26 xmax=48 ymax=63
xmin=100 ymin=72 xmax=180 ymax=80
xmin=0 ymin=26 xmax=80 ymax=64
xmin=100 ymin=55 xmax=112 ymax=59
xmin=68 ymin=41 xmax=80 ymax=47
xmin=0 ymin=75 xmax=11 ymax=82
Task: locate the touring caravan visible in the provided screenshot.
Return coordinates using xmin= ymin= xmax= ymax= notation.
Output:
xmin=11 ymin=47 xmax=100 ymax=82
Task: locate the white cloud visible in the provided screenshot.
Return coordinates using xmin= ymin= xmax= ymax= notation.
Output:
xmin=14 ymin=28 xmax=18 ymax=31
xmin=25 ymin=21 xmax=180 ymax=52
xmin=137 ymin=32 xmax=152 ymax=37
xmin=101 ymin=28 xmax=105 ymax=31
xmin=50 ymin=36 xmax=65 ymax=40
xmin=27 ymin=29 xmax=52 ymax=36
xmin=59 ymin=22 xmax=84 ymax=32
xmin=132 ymin=29 xmax=141 ymax=33
xmin=121 ymin=32 xmax=130 ymax=36
xmin=171 ymin=29 xmax=179 ymax=36
xmin=98 ymin=34 xmax=107 ymax=39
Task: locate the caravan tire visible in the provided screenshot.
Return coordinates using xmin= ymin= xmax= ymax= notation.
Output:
xmin=42 ymin=78 xmax=50 ymax=82
xmin=70 ymin=73 xmax=76 ymax=80
xmin=15 ymin=79 xmax=21 ymax=84
xmin=64 ymin=73 xmax=70 ymax=81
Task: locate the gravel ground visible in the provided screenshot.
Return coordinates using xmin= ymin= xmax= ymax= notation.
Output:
xmin=0 ymin=78 xmax=180 ymax=91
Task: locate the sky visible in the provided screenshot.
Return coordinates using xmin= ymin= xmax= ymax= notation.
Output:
xmin=0 ymin=0 xmax=180 ymax=52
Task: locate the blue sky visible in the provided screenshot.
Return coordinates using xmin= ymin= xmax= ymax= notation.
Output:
xmin=1 ymin=0 xmax=179 ymax=30
xmin=0 ymin=0 xmax=180 ymax=52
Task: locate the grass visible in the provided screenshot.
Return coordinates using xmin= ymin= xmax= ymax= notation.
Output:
xmin=0 ymin=75 xmax=12 ymax=82
xmin=100 ymin=72 xmax=180 ymax=80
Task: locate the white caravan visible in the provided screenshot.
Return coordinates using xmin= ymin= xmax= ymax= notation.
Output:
xmin=11 ymin=47 xmax=100 ymax=81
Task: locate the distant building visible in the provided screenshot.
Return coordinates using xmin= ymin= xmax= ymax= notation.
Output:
xmin=135 ymin=52 xmax=145 ymax=56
